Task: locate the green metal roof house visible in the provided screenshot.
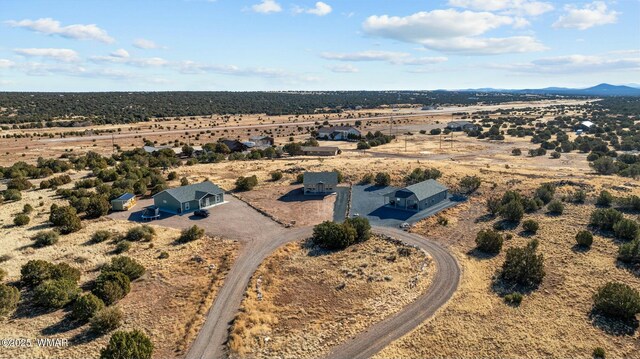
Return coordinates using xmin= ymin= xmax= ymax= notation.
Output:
xmin=303 ymin=171 xmax=338 ymax=196
xmin=153 ymin=181 xmax=225 ymax=214
xmin=383 ymin=179 xmax=448 ymax=212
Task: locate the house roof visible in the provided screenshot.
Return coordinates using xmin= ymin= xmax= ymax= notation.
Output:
xmin=301 ymin=146 xmax=339 ymax=153
xmin=303 ymin=171 xmax=338 ymax=186
xmin=155 ymin=181 xmax=224 ymax=203
xmin=385 ymin=179 xmax=448 ymax=201
xmin=113 ymin=193 xmax=135 ymax=202
xmin=581 ymin=120 xmax=594 ymax=128
xmin=447 ymin=121 xmax=474 ymax=127
xmin=317 ymin=126 xmax=360 ymax=134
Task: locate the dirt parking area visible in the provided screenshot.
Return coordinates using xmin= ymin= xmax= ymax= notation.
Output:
xmin=108 ymin=195 xmax=284 ymax=242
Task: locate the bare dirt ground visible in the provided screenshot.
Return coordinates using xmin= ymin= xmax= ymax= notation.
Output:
xmin=374 ymin=179 xmax=640 ymax=358
xmin=0 ymin=186 xmax=238 ymax=359
xmin=227 ymin=235 xmax=433 ymax=359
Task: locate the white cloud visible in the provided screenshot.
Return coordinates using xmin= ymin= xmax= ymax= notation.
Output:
xmin=90 ymin=54 xmax=169 ymax=67
xmin=111 ymin=49 xmax=130 ymax=58
xmin=326 ymin=64 xmax=359 ymax=73
xmin=133 ymin=38 xmax=163 ymax=49
xmin=553 ymin=1 xmax=619 ymax=30
xmin=493 ymin=53 xmax=640 ymax=74
xmin=448 ymin=0 xmax=554 ymax=16
xmin=0 ymin=59 xmax=15 ymax=68
xmin=362 ymin=9 xmax=546 ymax=54
xmin=6 ymin=18 xmax=114 ymax=43
xmin=14 ymin=48 xmax=80 ymax=62
xmin=251 ymin=0 xmax=282 ymax=14
xmin=321 ymin=51 xmax=448 ymax=65
xmin=295 ymin=2 xmax=332 ymax=16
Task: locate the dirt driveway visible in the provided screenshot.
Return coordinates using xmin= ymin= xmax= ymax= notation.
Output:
xmin=108 ymin=195 xmax=285 ymax=242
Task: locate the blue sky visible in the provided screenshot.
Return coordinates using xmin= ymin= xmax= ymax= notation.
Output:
xmin=0 ymin=0 xmax=638 ymax=91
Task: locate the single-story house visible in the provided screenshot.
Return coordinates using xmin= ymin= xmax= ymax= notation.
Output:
xmin=316 ymin=126 xmax=361 ymax=141
xmin=303 ymin=171 xmax=338 ymax=196
xmin=221 ymin=139 xmax=248 ymax=153
xmin=111 ymin=193 xmax=136 ymax=211
xmin=249 ymin=136 xmax=275 ymax=147
xmin=301 ymin=146 xmax=340 ymax=156
xmin=153 ymin=181 xmax=225 ymax=214
xmin=383 ymin=179 xmax=448 ymax=212
xmin=446 ymin=121 xmax=478 ymax=131
xmin=580 ymin=120 xmax=595 ymax=129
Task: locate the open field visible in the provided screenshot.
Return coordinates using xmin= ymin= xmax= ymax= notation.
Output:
xmin=0 ymin=185 xmax=238 ymax=359
xmin=227 ymin=235 xmax=433 ymax=359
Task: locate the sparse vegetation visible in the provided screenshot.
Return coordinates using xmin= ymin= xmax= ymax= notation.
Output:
xmin=500 ymin=240 xmax=545 ymax=288
xmin=0 ymin=284 xmax=20 ymax=317
xmin=102 ymin=256 xmax=146 ymax=281
xmin=71 ymin=293 xmax=106 ymax=322
xmin=91 ymin=306 xmax=124 ymax=334
xmin=576 ymin=230 xmax=594 ymax=248
xmin=126 ymin=225 xmax=156 ymax=242
xmin=178 ymin=225 xmax=205 ymax=243
xmin=592 ymin=282 xmax=640 ymax=320
xmin=235 ymin=175 xmax=258 ymax=191
xmin=522 ymin=219 xmax=539 ymax=234
xmin=92 ymin=271 xmax=131 ymax=305
xmin=99 ymin=329 xmax=153 ymax=359
xmin=32 ymin=230 xmax=60 ymax=247
xmin=475 ymin=229 xmax=503 ymax=254
xmin=375 ymin=172 xmax=391 ymax=187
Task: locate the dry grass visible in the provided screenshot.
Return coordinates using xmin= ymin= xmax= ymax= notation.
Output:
xmin=228 ymin=236 xmax=433 ymax=359
xmin=0 ymin=186 xmax=238 ymax=359
xmin=375 ymin=179 xmax=640 ymax=358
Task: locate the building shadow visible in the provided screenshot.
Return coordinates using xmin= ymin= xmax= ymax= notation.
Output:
xmin=368 ymin=206 xmax=414 ymax=221
xmin=277 ymin=188 xmax=328 ymax=203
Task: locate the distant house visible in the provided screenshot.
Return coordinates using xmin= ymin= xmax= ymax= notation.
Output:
xmin=111 ymin=193 xmax=136 ymax=211
xmin=249 ymin=136 xmax=275 ymax=147
xmin=143 ymin=145 xmax=202 ymax=157
xmin=303 ymin=172 xmax=338 ymax=196
xmin=383 ymin=179 xmax=448 ymax=212
xmin=301 ymin=146 xmax=340 ymax=156
xmin=446 ymin=121 xmax=478 ymax=131
xmin=316 ymin=126 xmax=361 ymax=141
xmin=221 ymin=139 xmax=248 ymax=153
xmin=580 ymin=120 xmax=595 ymax=129
xmin=153 ymin=181 xmax=225 ymax=214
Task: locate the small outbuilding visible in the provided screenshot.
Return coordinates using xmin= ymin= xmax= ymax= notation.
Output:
xmin=446 ymin=121 xmax=478 ymax=131
xmin=383 ymin=179 xmax=448 ymax=212
xmin=316 ymin=126 xmax=361 ymax=141
xmin=153 ymin=181 xmax=225 ymax=214
xmin=301 ymin=146 xmax=340 ymax=156
xmin=111 ymin=193 xmax=137 ymax=211
xmin=303 ymin=171 xmax=338 ymax=196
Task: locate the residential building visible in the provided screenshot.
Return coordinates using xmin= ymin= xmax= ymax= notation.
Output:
xmin=153 ymin=181 xmax=225 ymax=214
xmin=111 ymin=193 xmax=136 ymax=211
xmin=446 ymin=121 xmax=478 ymax=131
xmin=303 ymin=171 xmax=338 ymax=196
xmin=301 ymin=146 xmax=340 ymax=156
xmin=383 ymin=179 xmax=449 ymax=212
xmin=316 ymin=126 xmax=361 ymax=141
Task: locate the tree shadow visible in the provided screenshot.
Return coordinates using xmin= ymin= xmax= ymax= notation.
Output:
xmin=474 ymin=213 xmax=495 ymax=223
xmin=466 ymin=248 xmax=499 ymax=260
xmin=12 ymin=296 xmax=57 ymax=319
xmin=571 ymin=244 xmax=591 ymax=253
xmin=589 ymin=310 xmax=639 ymax=336
xmin=491 ymin=275 xmax=539 ymax=297
xmin=70 ymin=328 xmax=106 ymax=345
xmin=492 ymin=220 xmax=519 ymax=231
xmin=301 ymin=238 xmax=335 ymax=257
xmin=41 ymin=315 xmax=85 ymax=335
xmin=277 ymin=188 xmax=328 ymax=203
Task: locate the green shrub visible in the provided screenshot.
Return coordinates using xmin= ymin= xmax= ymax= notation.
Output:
xmin=576 ymin=231 xmax=594 ymax=248
xmin=344 ymin=217 xmax=371 ymax=243
xmin=501 ymin=240 xmax=545 ymax=288
xmin=499 ymin=200 xmax=524 ymax=222
xmin=360 ymin=173 xmax=374 ymax=185
xmin=103 ymin=257 xmax=145 ymax=280
xmin=312 ymin=221 xmax=357 ymax=250
xmin=593 ymin=282 xmax=640 ymax=320
xmin=486 ymin=196 xmax=501 ymax=215
xmin=512 ymin=148 xmax=522 ymax=156
xmin=3 ymin=189 xmax=22 ymax=201
xmin=71 ymin=293 xmax=105 ymax=322
xmin=547 ymin=200 xmax=564 ymax=215
xmin=430 ymin=128 xmax=442 ymax=135
xmin=535 ymin=183 xmax=556 ymax=204
xmin=158 ymin=251 xmax=169 ymax=259
xmin=13 ymin=214 xmax=30 ymax=226
xmin=51 ymin=262 xmax=81 ymax=283
xmin=593 ymin=347 xmax=605 ymax=359
xmin=99 ymin=329 xmax=154 ymax=359
xmin=522 ymin=219 xmax=539 ymax=234
xmin=167 ymin=172 xmax=178 ymax=181
xmin=295 ymin=173 xmax=304 ymax=184
xmin=613 ymin=219 xmax=639 ymax=241
xmin=475 ymin=229 xmax=503 ymax=254
xmin=34 ymin=279 xmax=80 ymax=309
xmin=270 ymin=171 xmax=283 ymax=181
xmin=572 ymin=190 xmax=586 ymax=204
xmin=522 ymin=197 xmax=543 ymax=213
xmin=115 ymin=241 xmax=131 ymax=254
xmin=32 ymin=230 xmax=59 ymax=247
xmin=459 ymin=175 xmax=481 ymax=194
xmin=91 ymin=306 xmax=123 ymax=334
xmin=235 ymin=175 xmax=258 ymax=191
xmin=616 ymin=195 xmax=640 ymax=211
xmin=590 ymin=208 xmax=624 ymax=231
xmin=7 ymin=177 xmax=33 ymax=191
xmin=86 ymin=196 xmax=110 ymax=219
xmin=0 ymin=284 xmax=20 ymax=317
xmin=618 ymin=239 xmax=640 ymax=264
xmin=0 ymin=268 xmax=5 ymax=282
xmin=92 ymin=230 xmax=114 ymax=243
xmin=126 ymin=225 xmax=155 ymax=242
xmin=92 ymin=271 xmax=131 ymax=305
xmin=178 ymin=225 xmax=205 ymax=243
xmin=596 ymin=191 xmax=613 ymax=207
xmin=20 ymin=260 xmax=56 ymax=287
xmin=504 ymin=292 xmax=523 ymax=306
xmin=374 ymin=172 xmax=391 ymax=187
xmin=49 ymin=205 xmax=82 ymax=234
xmin=22 ymin=204 xmax=34 ymax=214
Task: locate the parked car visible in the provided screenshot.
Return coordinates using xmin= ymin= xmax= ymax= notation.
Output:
xmin=194 ymin=209 xmax=210 ymax=218
xmin=400 ymin=222 xmax=411 ymax=230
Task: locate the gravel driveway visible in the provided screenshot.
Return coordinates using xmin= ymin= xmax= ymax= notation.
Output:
xmin=108 ymin=195 xmax=285 ymax=242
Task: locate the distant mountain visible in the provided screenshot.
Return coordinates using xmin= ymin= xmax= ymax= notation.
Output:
xmin=463 ymin=83 xmax=640 ymax=97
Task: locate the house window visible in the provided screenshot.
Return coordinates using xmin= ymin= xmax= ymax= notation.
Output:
xmin=184 ymin=202 xmax=190 ymax=211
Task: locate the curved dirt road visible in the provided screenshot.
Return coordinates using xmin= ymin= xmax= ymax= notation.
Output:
xmin=324 ymin=227 xmax=460 ymax=359
xmin=186 ymin=224 xmax=459 ymax=359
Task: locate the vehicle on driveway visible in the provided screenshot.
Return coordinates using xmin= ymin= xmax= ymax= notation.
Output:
xmin=400 ymin=222 xmax=411 ymax=230
xmin=194 ymin=209 xmax=210 ymax=218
